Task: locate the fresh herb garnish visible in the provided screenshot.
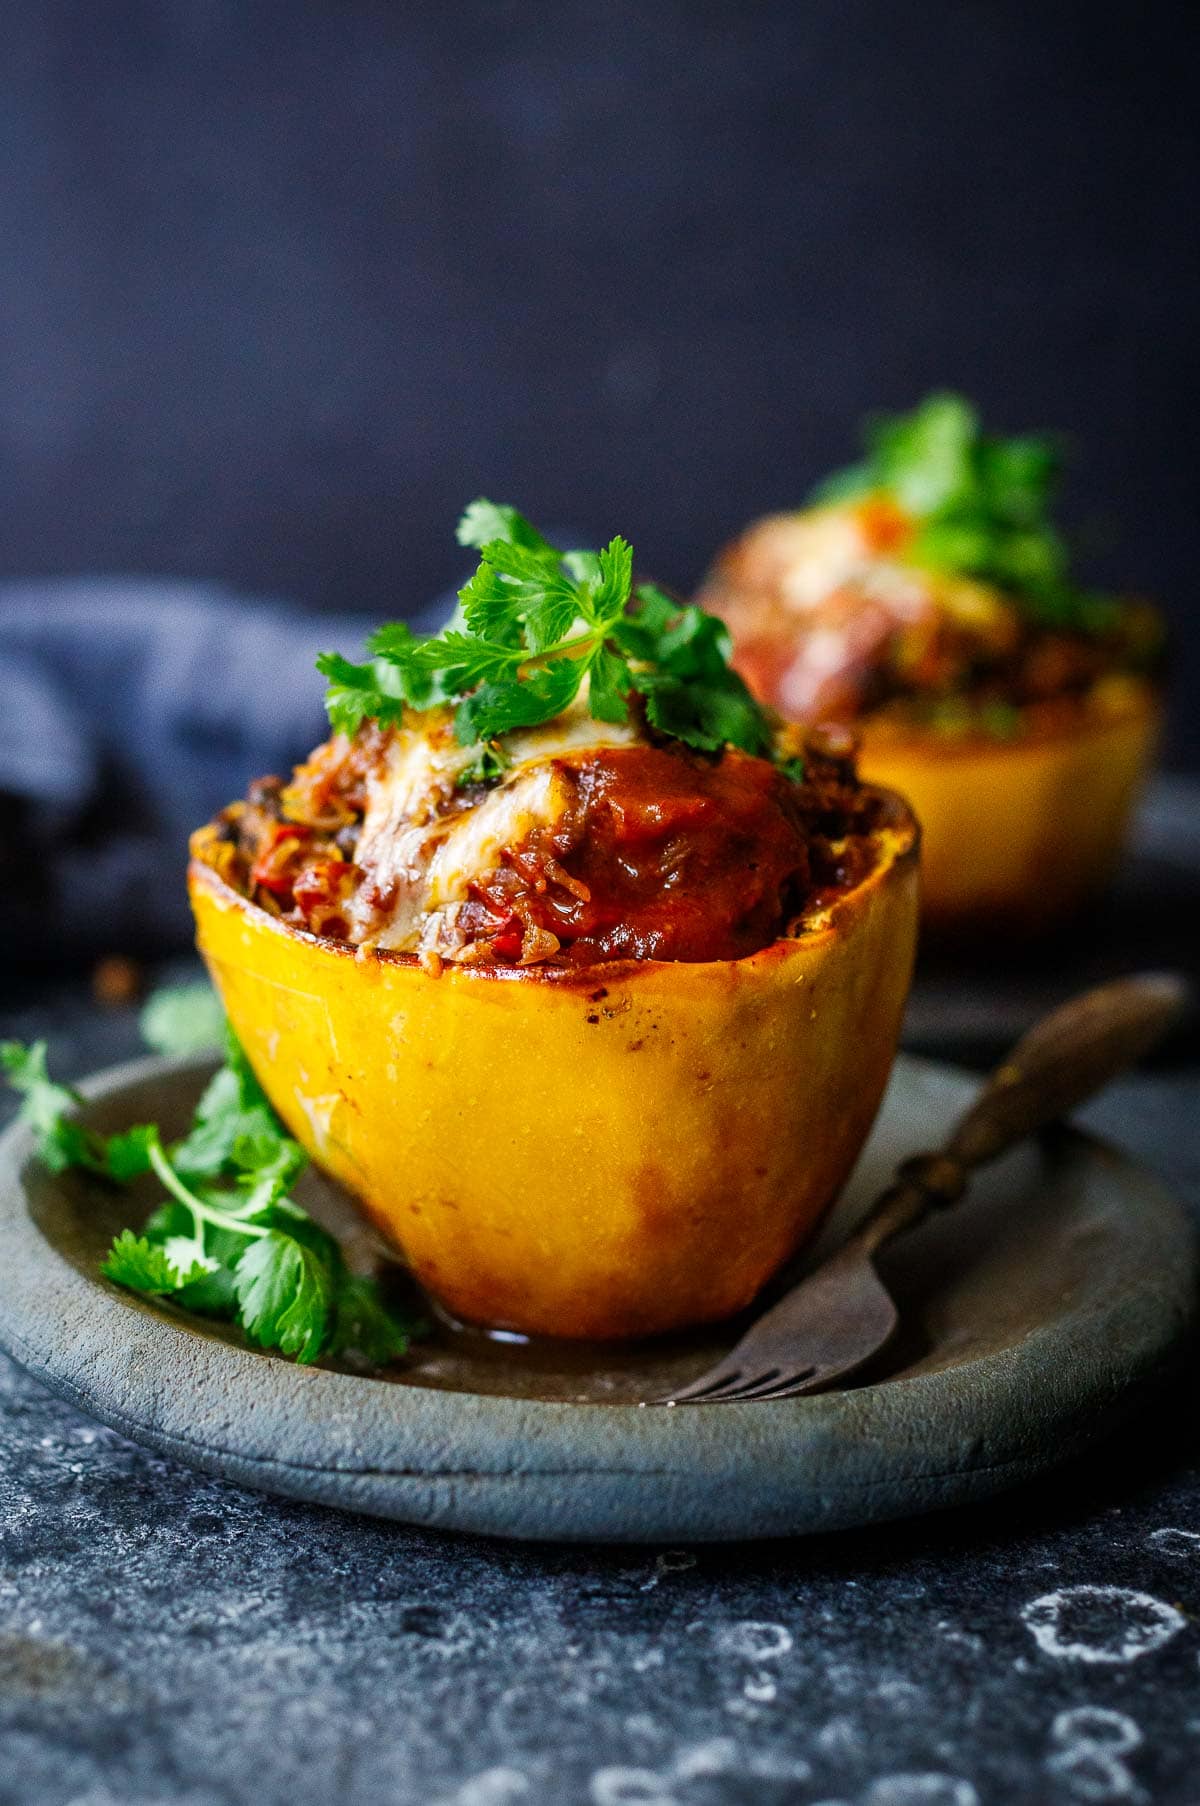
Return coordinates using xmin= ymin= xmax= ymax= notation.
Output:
xmin=0 ymin=1040 xmax=151 ymax=1178
xmin=1 ymin=1031 xmax=416 ymax=1367
xmin=812 ymin=392 xmax=1119 ymax=633
xmin=318 ymin=502 xmax=775 ymax=768
xmin=139 ymin=980 xmax=227 ymax=1057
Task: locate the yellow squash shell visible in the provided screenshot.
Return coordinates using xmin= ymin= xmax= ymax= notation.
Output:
xmin=859 ymin=682 xmax=1160 ymax=936
xmin=189 ymin=798 xmax=918 ymax=1340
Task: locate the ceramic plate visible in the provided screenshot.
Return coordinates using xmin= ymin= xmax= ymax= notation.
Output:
xmin=0 ymin=1053 xmax=1193 ymax=1543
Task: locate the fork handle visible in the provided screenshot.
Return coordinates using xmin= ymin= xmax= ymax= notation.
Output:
xmin=854 ymin=972 xmax=1189 ymax=1259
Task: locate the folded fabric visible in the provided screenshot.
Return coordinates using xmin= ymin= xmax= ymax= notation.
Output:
xmin=0 ymin=578 xmax=449 ymax=960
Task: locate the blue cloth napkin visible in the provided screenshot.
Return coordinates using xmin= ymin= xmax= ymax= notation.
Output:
xmin=0 ymin=579 xmax=449 ymax=959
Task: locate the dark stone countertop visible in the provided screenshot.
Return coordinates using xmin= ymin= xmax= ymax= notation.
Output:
xmin=1 ymin=975 xmax=1198 ymax=1806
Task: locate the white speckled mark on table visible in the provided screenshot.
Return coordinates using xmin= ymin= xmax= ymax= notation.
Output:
xmin=1020 ymin=1585 xmax=1187 ymax=1664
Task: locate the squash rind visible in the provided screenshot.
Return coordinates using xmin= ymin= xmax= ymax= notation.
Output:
xmin=860 ymin=685 xmax=1160 ymax=935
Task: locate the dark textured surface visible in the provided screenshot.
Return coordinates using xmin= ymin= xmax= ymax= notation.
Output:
xmin=0 ymin=2 xmax=1197 ymax=768
xmin=0 ymin=992 xmax=1198 ymax=1800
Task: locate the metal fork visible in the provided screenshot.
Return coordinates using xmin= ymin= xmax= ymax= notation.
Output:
xmin=644 ymin=971 xmax=1188 ymax=1407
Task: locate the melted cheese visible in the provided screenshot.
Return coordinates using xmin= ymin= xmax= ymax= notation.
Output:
xmin=423 ymin=761 xmax=573 ymax=913
xmin=347 ymin=687 xmax=642 ymax=952
xmin=775 ymin=507 xmax=880 ymax=610
xmin=753 ymin=503 xmax=1007 ymax=636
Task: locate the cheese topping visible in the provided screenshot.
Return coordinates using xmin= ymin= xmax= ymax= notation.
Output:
xmin=347 ymin=686 xmax=643 ymax=952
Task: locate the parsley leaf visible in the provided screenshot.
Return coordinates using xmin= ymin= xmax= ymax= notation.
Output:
xmin=811 ymin=392 xmax=1112 ymax=632
xmin=2 ymin=1034 xmax=420 ymax=1369
xmin=321 ymin=501 xmax=778 ymax=772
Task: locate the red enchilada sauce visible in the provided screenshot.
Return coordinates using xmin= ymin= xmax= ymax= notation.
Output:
xmin=461 ymin=742 xmax=878 ymax=964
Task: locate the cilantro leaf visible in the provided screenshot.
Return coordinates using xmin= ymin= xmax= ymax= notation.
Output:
xmin=618 ymin=590 xmax=774 ymax=757
xmin=321 ymin=503 xmax=778 ymax=769
xmin=171 ymin=1030 xmax=288 ymax=1180
xmin=329 ymin=1271 xmax=419 ymax=1365
xmin=1 ymin=1040 xmax=99 ymax=1173
xmin=170 ymin=1066 xmax=272 ymax=1177
xmin=456 ymin=498 xmax=555 ymax=556
xmin=3 ymin=1037 xmax=419 ymax=1370
xmin=400 ymin=628 xmax=523 ymax=691
xmin=632 ymin=668 xmax=771 ymax=755
xmin=139 ymin=982 xmax=226 ymax=1058
xmin=0 ymin=1039 xmax=152 ymax=1180
xmin=316 ymin=652 xmax=409 ymax=737
xmin=811 ymin=392 xmax=1109 ymax=633
xmin=977 ymin=432 xmax=1061 ymax=526
xmin=175 ymin=1263 xmax=239 ymax=1315
xmin=101 ymin=1229 xmax=208 ymax=1294
xmin=454 ymin=657 xmax=585 ymax=744
xmin=362 ymin=626 xmax=459 ymax=706
xmin=462 ymin=537 xmax=580 ymax=653
xmin=104 ymin=1124 xmax=158 ymax=1181
xmin=457 ymin=740 xmax=511 ymax=786
xmin=230 ymin=1127 xmax=306 ymax=1190
xmin=233 ymin=1231 xmax=335 ymax=1364
xmin=562 ymin=548 xmax=601 ymax=583
xmin=585 ymin=536 xmax=634 ymax=625
xmin=872 ymin=391 xmax=981 ymax=515
xmin=618 ymin=581 xmax=675 ymax=643
xmin=586 ymin=642 xmax=633 ymax=724
xmin=364 ymin=621 xmax=419 ymax=661
xmin=453 ymin=565 xmax=532 ymax=647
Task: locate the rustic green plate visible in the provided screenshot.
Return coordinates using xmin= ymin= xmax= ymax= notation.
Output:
xmin=0 ymin=1053 xmax=1193 ymax=1542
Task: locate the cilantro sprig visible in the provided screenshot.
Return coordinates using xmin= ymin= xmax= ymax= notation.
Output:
xmin=2 ymin=1027 xmax=417 ymax=1368
xmin=138 ymin=980 xmax=227 ymax=1057
xmin=318 ymin=502 xmax=774 ymax=768
xmin=812 ymin=392 xmax=1119 ymax=633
